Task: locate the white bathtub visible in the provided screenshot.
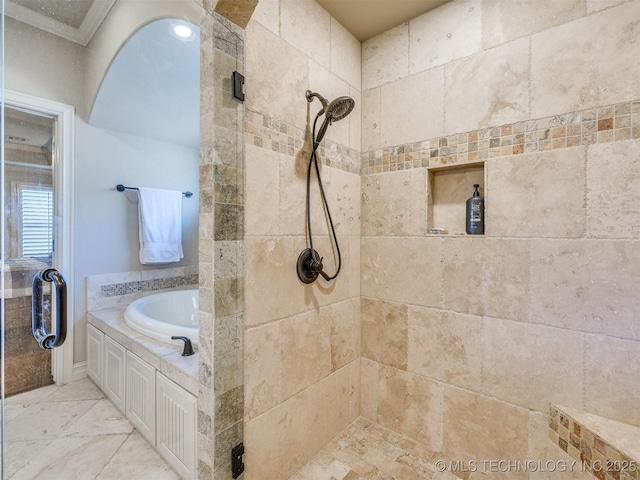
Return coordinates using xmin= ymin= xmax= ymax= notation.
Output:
xmin=124 ymin=289 xmax=199 ymax=347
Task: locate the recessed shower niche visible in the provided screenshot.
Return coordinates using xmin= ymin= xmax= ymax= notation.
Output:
xmin=427 ymin=162 xmax=485 ymax=235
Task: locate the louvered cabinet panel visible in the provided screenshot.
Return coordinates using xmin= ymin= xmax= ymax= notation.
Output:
xmin=126 ymin=351 xmax=156 ymax=445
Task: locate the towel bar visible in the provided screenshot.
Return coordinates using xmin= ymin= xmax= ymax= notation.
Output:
xmin=116 ymin=184 xmax=193 ymax=198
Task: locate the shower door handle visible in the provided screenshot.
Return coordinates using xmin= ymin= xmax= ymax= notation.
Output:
xmin=32 ymin=268 xmax=67 ymax=349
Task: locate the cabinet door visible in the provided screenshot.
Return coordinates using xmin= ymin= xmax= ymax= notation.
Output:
xmin=156 ymin=373 xmax=197 ymax=479
xmin=103 ymin=336 xmax=126 ymax=412
xmin=126 ymin=351 xmax=156 ymax=445
xmin=86 ymin=324 xmax=104 ymax=388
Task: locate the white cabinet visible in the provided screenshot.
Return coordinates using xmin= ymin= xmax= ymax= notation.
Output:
xmin=126 ymin=351 xmax=156 ymax=445
xmin=86 ymin=324 xmax=104 ymax=388
xmin=103 ymin=335 xmax=126 ymax=413
xmin=156 ymin=373 xmax=197 ymax=480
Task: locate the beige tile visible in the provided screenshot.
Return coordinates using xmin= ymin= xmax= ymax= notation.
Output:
xmin=60 ymin=399 xmax=133 ymax=436
xmin=587 ymin=0 xmax=627 ymax=13
xmin=486 ymin=147 xmax=586 ymax=238
xmin=244 ymin=391 xmax=312 ymax=480
xmin=326 ymin=167 xmax=361 ymax=238
xmin=483 ymin=0 xmax=586 ymax=49
xmin=361 ymin=298 xmax=408 ymax=370
xmin=409 ymin=0 xmax=482 ymax=73
xmin=245 ymin=143 xmax=280 ymax=236
xmin=483 ymin=319 xmax=584 ymax=412
xmin=585 ymin=334 xmax=640 ymax=427
xmin=327 ymin=298 xmax=360 ymax=372
xmin=361 ymin=236 xmax=443 ymax=308
xmin=361 ymin=88 xmax=381 ymax=152
xmin=245 ymin=21 xmax=309 ymax=129
xmin=330 ymin=18 xmax=361 ymax=89
xmin=531 ymin=1 xmax=640 ymax=118
xmin=360 ymin=358 xmax=379 ymax=421
xmin=408 ymin=307 xmax=482 ymax=391
xmin=362 ymin=22 xmax=409 ymax=90
xmin=587 ymin=138 xmax=640 ymax=238
xmin=281 ymin=0 xmax=330 ymax=68
xmin=531 ymin=239 xmax=640 ymax=341
xmin=348 ymin=86 xmax=362 ymax=152
xmin=528 ymin=411 xmax=594 ymax=480
xmin=380 ymin=66 xmax=445 ymax=146
xmin=349 ymin=360 xmax=361 ymax=422
xmin=430 ymin=166 xmax=484 ymax=235
xmin=444 ymin=37 xmax=529 ymax=135
xmin=443 ymin=386 xmax=529 ymax=480
xmin=378 ymin=365 xmax=442 ymax=451
xmin=244 ymin=322 xmax=280 ymax=420
xmin=443 ymin=238 xmax=530 ymax=322
xmin=248 ymin=0 xmax=279 ymax=35
xmin=306 ymin=367 xmax=351 ymax=455
xmin=361 ymin=170 xmax=428 ymax=237
xmin=280 ymin=309 xmax=332 ymax=400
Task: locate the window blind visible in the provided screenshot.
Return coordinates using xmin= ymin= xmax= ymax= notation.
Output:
xmin=20 ymin=186 xmax=53 ymax=258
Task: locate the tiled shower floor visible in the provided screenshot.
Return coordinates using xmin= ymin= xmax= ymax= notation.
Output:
xmin=289 ymin=418 xmax=461 ymax=480
xmin=2 ymin=378 xmax=178 ymax=479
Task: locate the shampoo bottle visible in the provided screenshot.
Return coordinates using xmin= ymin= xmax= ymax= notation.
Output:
xmin=466 ymin=184 xmax=484 ymax=235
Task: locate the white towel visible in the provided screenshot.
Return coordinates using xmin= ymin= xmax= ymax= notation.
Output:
xmin=137 ymin=187 xmax=184 ymax=264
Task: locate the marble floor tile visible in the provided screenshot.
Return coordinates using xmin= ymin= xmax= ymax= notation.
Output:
xmin=289 ymin=418 xmax=459 ymax=480
xmin=3 ymin=378 xmax=179 ymax=480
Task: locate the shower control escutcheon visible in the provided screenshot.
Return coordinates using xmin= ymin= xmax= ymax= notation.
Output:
xmin=296 ymin=248 xmax=330 ymax=284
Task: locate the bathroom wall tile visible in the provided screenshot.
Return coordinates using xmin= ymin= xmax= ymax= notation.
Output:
xmin=326 ymin=167 xmax=361 ymax=237
xmin=443 ymin=386 xmax=529 ymax=480
xmin=409 ymin=0 xmax=481 ymax=73
xmin=483 ymin=319 xmax=584 ymax=412
xmin=361 ymin=87 xmax=381 ymax=152
xmin=443 ymin=238 xmax=530 ymax=322
xmin=327 ymin=298 xmax=360 ymax=372
xmin=528 ymin=411 xmax=594 ymax=480
xmin=531 ymin=239 xmax=640 ymax=341
xmin=330 ymin=18 xmax=361 ymax=89
xmin=244 ymin=322 xmax=280 ymax=420
xmin=587 ymin=138 xmax=640 ymax=238
xmin=245 ymin=21 xmax=309 ymax=130
xmin=279 ymin=309 xmax=332 ymax=401
xmin=586 ymin=0 xmax=628 ymax=13
xmin=361 ymin=236 xmax=444 ymax=308
xmin=306 ymin=366 xmax=351 ymax=455
xmin=362 ymin=22 xmax=409 ymax=91
xmin=249 ymin=0 xmax=279 ymax=35
xmin=486 ymin=147 xmax=586 ymax=238
xmin=361 ymin=298 xmax=408 ymax=370
xmin=531 ymin=1 xmax=640 ymax=119
xmin=245 ymin=143 xmax=280 ymax=236
xmin=309 ymin=60 xmax=351 ymax=148
xmin=244 ymin=391 xmax=311 ymax=480
xmin=377 ymin=365 xmax=442 ymax=452
xmin=380 ymin=66 xmax=445 ymax=147
xmin=280 ymin=0 xmax=330 ymax=69
xmin=361 ymin=169 xmax=428 ymax=237
xmin=360 ymin=358 xmax=379 ymax=421
xmin=483 ymin=0 xmax=586 ymax=50
xmin=444 ymin=37 xmax=530 ymax=135
xmin=348 ymin=86 xmax=362 ymax=152
xmin=349 ymin=360 xmax=361 ymax=421
xmin=408 ymin=307 xmax=482 ymax=391
xmin=585 ymin=334 xmax=640 ymax=427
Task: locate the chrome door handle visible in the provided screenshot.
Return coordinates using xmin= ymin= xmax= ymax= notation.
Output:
xmin=32 ymin=268 xmax=67 ymax=349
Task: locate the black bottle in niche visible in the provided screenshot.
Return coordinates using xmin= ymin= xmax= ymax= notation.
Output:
xmin=466 ymin=184 xmax=485 ymax=235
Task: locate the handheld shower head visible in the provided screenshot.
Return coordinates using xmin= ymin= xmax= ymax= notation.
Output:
xmin=306 ymin=91 xmax=355 ymax=146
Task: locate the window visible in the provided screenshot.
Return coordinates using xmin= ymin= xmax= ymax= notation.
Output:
xmin=19 ymin=184 xmax=53 ymax=259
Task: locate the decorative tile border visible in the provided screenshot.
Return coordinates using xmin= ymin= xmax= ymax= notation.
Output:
xmin=100 ymin=274 xmax=199 ymax=297
xmin=244 ymin=108 xmax=361 ymax=174
xmin=549 ymin=405 xmax=639 ymax=480
xmin=362 ymin=99 xmax=640 ymax=175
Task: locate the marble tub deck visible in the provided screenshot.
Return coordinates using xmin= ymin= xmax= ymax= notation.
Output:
xmin=3 ymin=378 xmax=179 ymax=479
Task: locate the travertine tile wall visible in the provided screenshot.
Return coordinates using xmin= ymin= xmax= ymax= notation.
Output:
xmin=360 ymin=1 xmax=640 ymax=480
xmin=242 ymin=0 xmax=362 ymax=478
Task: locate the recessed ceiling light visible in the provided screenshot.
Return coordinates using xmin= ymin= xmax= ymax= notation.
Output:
xmin=173 ymin=24 xmax=193 ymax=38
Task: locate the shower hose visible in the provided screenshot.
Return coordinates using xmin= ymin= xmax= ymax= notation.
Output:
xmin=305 ymin=113 xmax=342 ymax=281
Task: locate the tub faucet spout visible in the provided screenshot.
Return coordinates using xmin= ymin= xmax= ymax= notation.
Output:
xmin=172 ymin=336 xmax=195 ymax=356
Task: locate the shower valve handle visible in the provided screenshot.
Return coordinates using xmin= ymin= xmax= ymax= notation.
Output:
xmin=309 ymin=256 xmax=331 ymax=281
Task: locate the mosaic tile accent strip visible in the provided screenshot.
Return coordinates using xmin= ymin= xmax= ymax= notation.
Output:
xmin=549 ymin=405 xmax=639 ymax=480
xmin=244 ymin=108 xmax=361 ymax=174
xmin=362 ymin=99 xmax=640 ymax=175
xmin=99 ymin=274 xmax=199 ymax=298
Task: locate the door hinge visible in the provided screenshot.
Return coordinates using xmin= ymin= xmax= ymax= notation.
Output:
xmin=231 ymin=442 xmax=245 ymax=478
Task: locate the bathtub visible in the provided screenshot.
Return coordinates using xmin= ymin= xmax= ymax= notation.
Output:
xmin=124 ymin=289 xmax=199 ymax=347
